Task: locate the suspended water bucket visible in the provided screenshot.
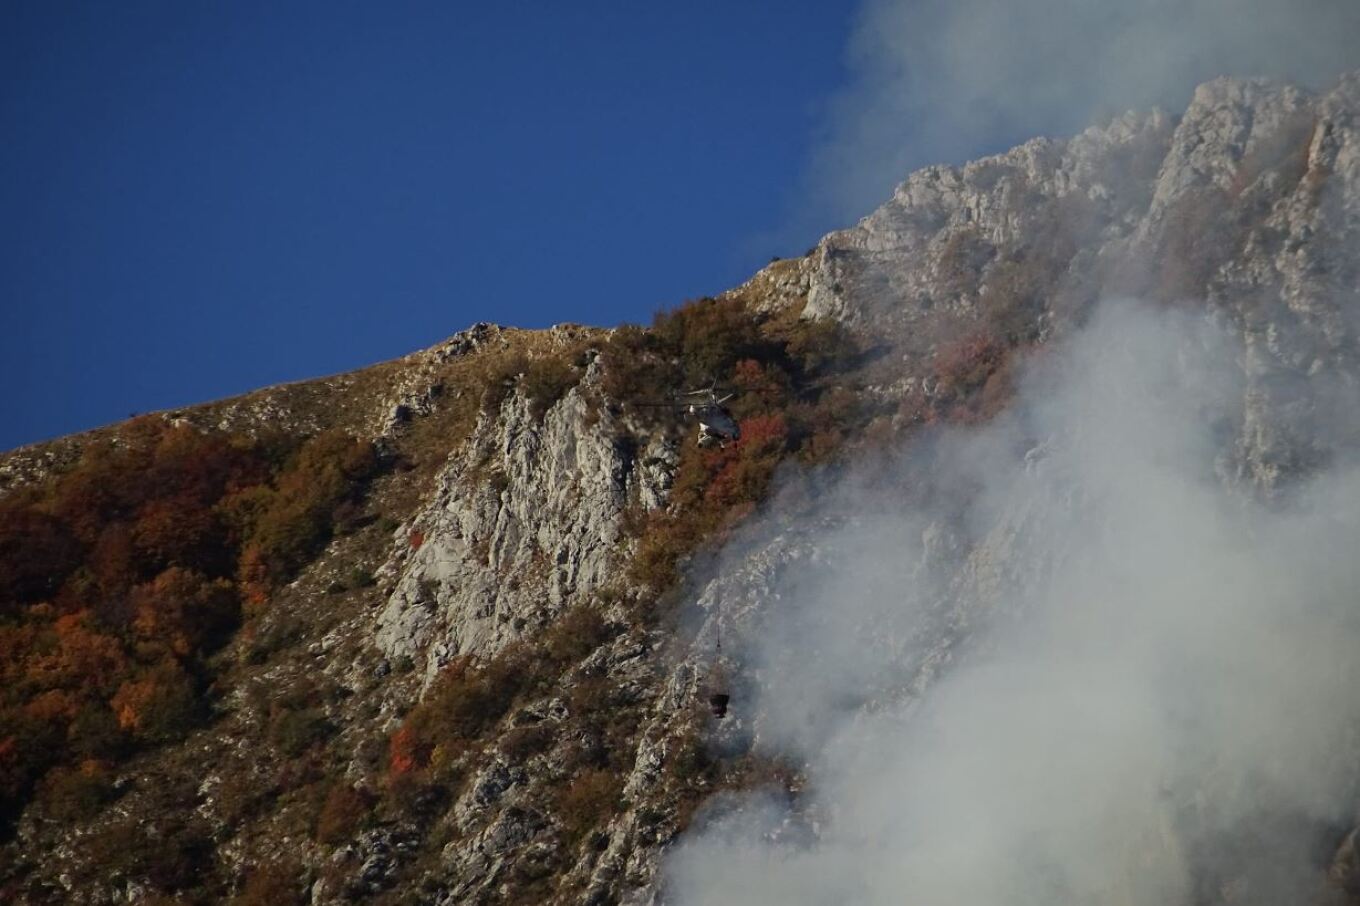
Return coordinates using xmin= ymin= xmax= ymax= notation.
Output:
xmin=708 ymin=693 xmax=730 ymax=718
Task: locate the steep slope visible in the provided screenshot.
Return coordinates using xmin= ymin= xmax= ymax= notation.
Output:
xmin=3 ymin=71 xmax=1360 ymax=905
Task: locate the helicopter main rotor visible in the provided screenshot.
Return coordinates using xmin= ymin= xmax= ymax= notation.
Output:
xmin=623 ymin=380 xmax=778 ymax=447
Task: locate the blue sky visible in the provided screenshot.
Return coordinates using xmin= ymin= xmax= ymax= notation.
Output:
xmin=9 ymin=1 xmax=1353 ymax=451
xmin=1 ymin=2 xmax=856 ymax=449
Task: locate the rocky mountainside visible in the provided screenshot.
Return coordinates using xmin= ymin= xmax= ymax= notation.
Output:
xmin=4 ymin=72 xmax=1360 ymax=905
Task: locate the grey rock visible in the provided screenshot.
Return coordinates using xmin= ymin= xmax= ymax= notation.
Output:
xmin=374 ymin=381 xmax=669 ymax=683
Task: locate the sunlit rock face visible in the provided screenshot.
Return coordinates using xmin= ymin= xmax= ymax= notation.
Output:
xmin=375 ymin=380 xmax=671 ymax=684
xmin=807 ymin=75 xmax=1360 ymax=356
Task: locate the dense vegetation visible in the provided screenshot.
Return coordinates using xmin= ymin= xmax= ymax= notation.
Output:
xmin=0 ymin=418 xmax=379 ymax=832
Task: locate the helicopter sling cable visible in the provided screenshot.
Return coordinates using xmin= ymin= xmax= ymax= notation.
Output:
xmin=707 ymin=618 xmax=730 ymax=719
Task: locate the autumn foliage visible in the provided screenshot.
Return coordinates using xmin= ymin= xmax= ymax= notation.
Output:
xmin=387 ymin=724 xmax=430 ymax=776
xmin=0 ymin=419 xmax=379 ymax=831
xmin=315 ymin=783 xmax=375 ymax=844
xmin=386 ymin=604 xmax=617 ymax=786
xmin=594 ymin=293 xmax=864 ymax=590
xmin=629 ymin=409 xmax=790 ymax=590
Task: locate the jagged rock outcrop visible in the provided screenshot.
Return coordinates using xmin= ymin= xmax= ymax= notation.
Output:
xmin=806 ymin=73 xmax=1360 ymax=485
xmin=375 ymin=322 xmax=505 ymax=437
xmin=374 ymin=366 xmax=674 ymax=683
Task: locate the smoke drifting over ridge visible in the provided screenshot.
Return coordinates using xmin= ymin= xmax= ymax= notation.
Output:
xmin=664 ymin=302 xmax=1360 ymax=903
xmin=804 ymin=0 xmax=1360 ymax=226
xmin=664 ymin=3 xmax=1360 ymax=898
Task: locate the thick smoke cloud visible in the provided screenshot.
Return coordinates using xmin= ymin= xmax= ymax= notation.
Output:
xmin=665 ymin=302 xmax=1360 ymax=904
xmin=802 ymin=0 xmax=1360 ymax=226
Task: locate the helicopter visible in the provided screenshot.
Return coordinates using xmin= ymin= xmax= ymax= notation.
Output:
xmin=682 ymin=386 xmax=741 ymax=448
xmin=635 ymin=382 xmax=767 ymax=448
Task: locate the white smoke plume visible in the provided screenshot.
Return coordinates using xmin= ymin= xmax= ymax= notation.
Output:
xmin=664 ymin=301 xmax=1360 ymax=904
xmin=800 ymin=0 xmax=1360 ymax=227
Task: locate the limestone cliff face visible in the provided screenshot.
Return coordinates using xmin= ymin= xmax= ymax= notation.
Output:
xmin=804 ymin=74 xmax=1360 ymax=490
xmin=806 ymin=75 xmax=1360 ymax=335
xmin=374 ymin=375 xmax=671 ymax=686
xmin=7 ymin=72 xmax=1360 ymax=906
